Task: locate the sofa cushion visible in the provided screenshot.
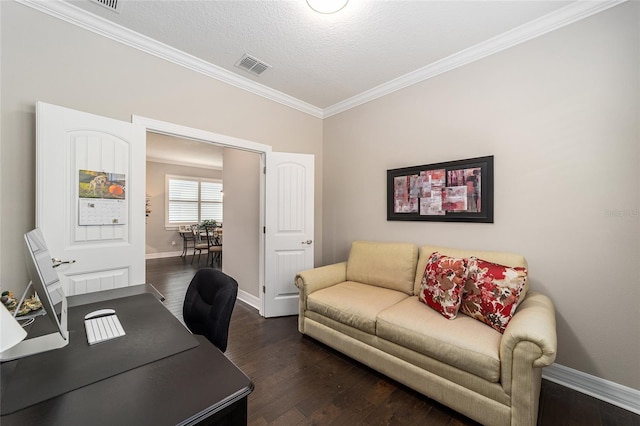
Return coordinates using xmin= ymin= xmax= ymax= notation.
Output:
xmin=418 ymin=252 xmax=469 ymax=319
xmin=307 ymin=281 xmax=409 ymax=334
xmin=461 ymin=258 xmax=528 ymax=333
xmin=376 ymin=296 xmax=501 ymax=382
xmin=413 ymin=245 xmax=528 ymax=296
xmin=347 ymin=241 xmax=418 ymax=295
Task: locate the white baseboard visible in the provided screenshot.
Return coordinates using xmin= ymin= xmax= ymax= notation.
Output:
xmin=543 ymin=363 xmax=640 ymax=415
xmin=145 ymin=251 xmax=184 ymax=259
xmin=237 ymin=289 xmax=261 ymax=313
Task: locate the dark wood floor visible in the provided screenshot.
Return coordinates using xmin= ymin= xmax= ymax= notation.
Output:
xmin=147 ymin=256 xmax=640 ymax=426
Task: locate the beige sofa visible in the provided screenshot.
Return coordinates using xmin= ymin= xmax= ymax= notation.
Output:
xmin=295 ymin=241 xmax=557 ymax=426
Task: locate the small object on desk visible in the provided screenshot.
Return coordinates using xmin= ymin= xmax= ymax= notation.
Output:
xmin=147 ymin=283 xmax=166 ymax=302
xmin=84 ymin=309 xmax=125 ymax=345
xmin=84 ymin=308 xmax=116 ymax=320
xmin=3 ymin=293 xmax=43 ymax=317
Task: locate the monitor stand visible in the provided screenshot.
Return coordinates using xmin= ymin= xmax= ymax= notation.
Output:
xmin=0 ymin=295 xmax=69 ymax=362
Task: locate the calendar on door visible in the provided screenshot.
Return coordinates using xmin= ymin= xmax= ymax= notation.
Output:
xmin=78 ymin=198 xmax=127 ymax=225
xmin=78 ymin=169 xmax=127 ymax=226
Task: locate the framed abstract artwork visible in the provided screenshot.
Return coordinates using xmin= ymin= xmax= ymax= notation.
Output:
xmin=387 ymin=156 xmax=494 ymax=223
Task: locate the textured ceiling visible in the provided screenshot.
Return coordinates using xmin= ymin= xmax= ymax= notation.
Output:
xmin=68 ymin=0 xmax=574 ymax=109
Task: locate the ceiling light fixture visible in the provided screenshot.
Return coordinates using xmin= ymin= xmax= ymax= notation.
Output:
xmin=306 ymin=0 xmax=348 ymax=14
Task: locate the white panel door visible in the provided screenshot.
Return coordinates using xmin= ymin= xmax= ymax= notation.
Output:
xmin=36 ymin=102 xmax=146 ymax=296
xmin=264 ymin=152 xmax=314 ymax=317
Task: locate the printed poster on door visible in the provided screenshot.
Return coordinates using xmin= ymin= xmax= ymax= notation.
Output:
xmin=78 ymin=169 xmax=127 ymax=225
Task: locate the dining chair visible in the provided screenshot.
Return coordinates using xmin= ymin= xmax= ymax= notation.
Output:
xmin=191 ymin=225 xmax=209 ymax=264
xmin=205 ymin=225 xmax=222 ymax=266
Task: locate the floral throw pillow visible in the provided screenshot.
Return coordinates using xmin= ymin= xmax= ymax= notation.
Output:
xmin=461 ymin=258 xmax=528 ymax=333
xmin=418 ymin=252 xmax=469 ymax=319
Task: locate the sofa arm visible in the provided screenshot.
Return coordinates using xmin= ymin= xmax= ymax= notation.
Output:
xmin=295 ymin=262 xmax=347 ymax=296
xmin=500 ymin=291 xmax=557 ymax=394
xmin=295 ymin=262 xmax=347 ymax=334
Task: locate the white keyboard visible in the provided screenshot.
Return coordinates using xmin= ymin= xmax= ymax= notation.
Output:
xmin=84 ymin=314 xmax=126 ymax=345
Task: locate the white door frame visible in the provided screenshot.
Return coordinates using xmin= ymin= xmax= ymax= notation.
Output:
xmin=132 ymin=115 xmax=271 ymax=314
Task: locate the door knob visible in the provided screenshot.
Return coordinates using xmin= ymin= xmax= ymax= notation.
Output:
xmin=52 ymin=258 xmax=76 ymax=268
xmin=301 ymin=240 xmax=313 ymax=245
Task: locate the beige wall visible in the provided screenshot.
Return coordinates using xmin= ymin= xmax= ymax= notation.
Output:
xmin=145 ymin=160 xmax=222 ymax=255
xmin=0 ymin=2 xmax=323 ymax=295
xmin=323 ymin=3 xmax=639 ymax=390
xmin=222 ymin=148 xmax=262 ymax=298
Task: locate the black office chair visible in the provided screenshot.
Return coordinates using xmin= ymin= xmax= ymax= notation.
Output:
xmin=182 ymin=268 xmax=238 ymax=352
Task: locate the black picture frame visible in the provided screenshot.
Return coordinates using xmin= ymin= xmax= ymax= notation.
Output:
xmin=387 ymin=155 xmax=494 ymax=223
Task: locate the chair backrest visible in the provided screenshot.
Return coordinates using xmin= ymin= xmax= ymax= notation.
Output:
xmin=212 ymin=228 xmax=222 ymax=245
xmin=191 ymin=225 xmax=203 ymax=243
xmin=182 ymin=268 xmax=238 ymax=352
xmin=203 ymin=225 xmax=222 ymax=247
xmin=211 ymin=226 xmax=222 ymax=246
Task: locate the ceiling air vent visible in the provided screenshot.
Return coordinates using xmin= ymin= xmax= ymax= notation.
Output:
xmin=235 ymin=54 xmax=271 ymax=77
xmin=90 ymin=0 xmax=121 ymax=13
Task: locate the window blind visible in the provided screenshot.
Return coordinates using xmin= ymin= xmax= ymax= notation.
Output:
xmin=167 ymin=177 xmax=223 ymax=225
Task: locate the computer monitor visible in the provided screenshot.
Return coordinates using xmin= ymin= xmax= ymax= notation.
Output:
xmin=0 ymin=228 xmax=69 ymax=361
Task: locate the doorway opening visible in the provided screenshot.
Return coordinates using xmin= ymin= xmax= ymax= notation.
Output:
xmin=134 ymin=115 xmax=270 ymax=315
xmin=145 ymin=132 xmax=224 ymax=266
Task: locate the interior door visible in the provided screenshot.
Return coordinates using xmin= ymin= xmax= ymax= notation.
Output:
xmin=264 ymin=152 xmax=314 ymax=317
xmin=36 ymin=102 xmax=146 ymax=296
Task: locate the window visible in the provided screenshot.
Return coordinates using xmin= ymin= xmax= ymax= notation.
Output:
xmin=166 ymin=175 xmax=222 ymax=227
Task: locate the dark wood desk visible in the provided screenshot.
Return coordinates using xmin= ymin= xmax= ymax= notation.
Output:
xmin=1 ymin=285 xmax=253 ymax=426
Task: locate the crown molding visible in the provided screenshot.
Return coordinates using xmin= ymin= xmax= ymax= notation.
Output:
xmin=15 ymin=0 xmax=324 ymax=119
xmin=323 ymin=0 xmax=627 ymax=118
xmin=17 ymin=0 xmax=626 ymax=120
